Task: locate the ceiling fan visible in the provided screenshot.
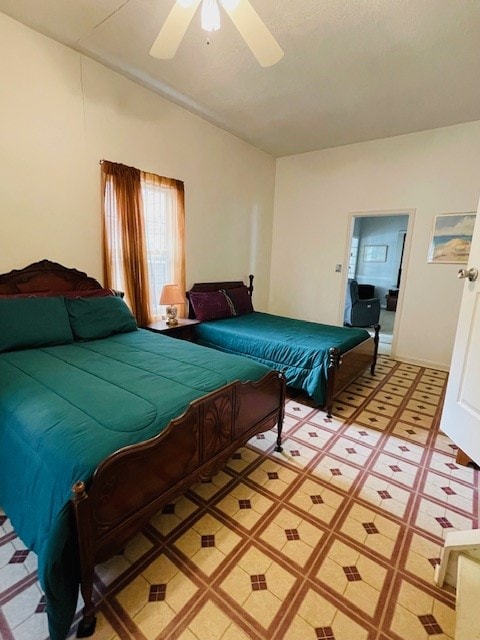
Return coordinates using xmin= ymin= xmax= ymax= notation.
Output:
xmin=150 ymin=0 xmax=284 ymax=67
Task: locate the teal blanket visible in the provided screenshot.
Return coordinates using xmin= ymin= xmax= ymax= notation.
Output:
xmin=0 ymin=330 xmax=271 ymax=639
xmin=194 ymin=312 xmax=370 ymax=404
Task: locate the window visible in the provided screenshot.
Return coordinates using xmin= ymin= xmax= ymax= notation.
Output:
xmin=102 ymin=161 xmax=185 ymax=325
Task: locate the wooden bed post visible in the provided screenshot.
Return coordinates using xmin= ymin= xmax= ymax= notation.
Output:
xmin=326 ymin=348 xmax=341 ymax=418
xmin=274 ymin=372 xmax=286 ymax=452
xmin=248 ymin=274 xmax=254 ymax=297
xmin=72 ymin=482 xmax=97 ymax=638
xmin=372 ymin=324 xmax=380 ymax=374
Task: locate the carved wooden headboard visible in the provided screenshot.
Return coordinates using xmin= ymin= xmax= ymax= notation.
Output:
xmin=0 ymin=260 xmax=103 ymax=295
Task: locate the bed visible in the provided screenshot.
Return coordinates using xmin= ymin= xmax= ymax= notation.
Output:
xmin=0 ymin=260 xmax=285 ymax=640
xmin=187 ymin=277 xmax=379 ymax=416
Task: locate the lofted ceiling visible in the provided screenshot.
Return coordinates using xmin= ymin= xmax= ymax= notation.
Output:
xmin=1 ymin=0 xmax=480 ymax=157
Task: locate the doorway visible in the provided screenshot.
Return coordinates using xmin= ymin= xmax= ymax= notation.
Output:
xmin=344 ymin=212 xmax=412 ymax=356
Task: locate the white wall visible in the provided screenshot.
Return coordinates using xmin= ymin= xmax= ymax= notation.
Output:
xmin=0 ymin=13 xmax=276 ymax=309
xmin=271 ymin=122 xmax=480 ymax=369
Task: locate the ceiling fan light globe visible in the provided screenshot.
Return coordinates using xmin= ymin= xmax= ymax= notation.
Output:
xmin=201 ymin=0 xmax=221 ymax=32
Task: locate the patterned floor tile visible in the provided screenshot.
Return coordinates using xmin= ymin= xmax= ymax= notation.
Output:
xmin=355 ymin=411 xmax=391 ymax=431
xmin=1 ymin=358 xmax=478 ymax=640
xmin=411 ymin=389 xmax=442 ymax=404
xmin=416 ymin=381 xmax=443 ymax=396
xmin=283 ymin=588 xmax=370 ymax=640
xmin=316 ymin=539 xmax=388 ymax=617
xmin=2 ymin=583 xmax=45 ymax=632
xmin=420 ymin=373 xmax=446 ymax=387
xmin=215 ymin=483 xmax=275 ymax=530
xmin=359 ymin=475 xmax=411 ymax=518
xmin=382 ymin=382 xmax=409 ymax=397
xmin=415 ymin=498 xmax=474 ymax=539
xmin=292 ymin=422 xmax=336 ymax=449
xmin=247 ymin=460 xmax=300 ymax=496
xmin=372 ymin=453 xmax=420 ymax=488
xmin=281 ymin=413 xmax=302 ymax=433
xmin=308 ymin=411 xmax=346 ymax=432
xmin=189 ymin=470 xmax=234 ymax=501
xmin=381 ymin=435 xmax=425 ymax=464
xmin=388 ymin=375 xmax=415 ymax=389
xmin=344 ymin=382 xmax=375 ymax=397
xmin=285 ymin=398 xmax=316 ymax=419
xmin=403 ymin=532 xmax=443 ymax=583
xmin=391 ymin=422 xmax=430 ymax=447
xmin=150 ymin=495 xmax=199 ymax=536
xmin=422 ymin=472 xmax=474 ymax=513
xmin=259 ymin=508 xmax=323 ymax=568
xmin=335 ymin=390 xmax=367 ymax=408
xmin=328 ymin=437 xmax=374 ymax=467
xmin=182 ymin=601 xmax=251 ymax=640
xmin=389 ymin=579 xmax=454 ymax=640
xmin=342 ymin=424 xmax=383 ymax=448
xmin=340 ymin=503 xmax=401 ymax=559
xmin=311 ymin=456 xmax=362 ymax=493
xmin=219 ymin=546 xmax=297 ymax=630
xmin=225 ymin=446 xmax=261 ymax=473
xmin=275 ymin=439 xmax=319 ymax=469
xmin=399 ymin=409 xmax=435 ymax=430
xmin=374 ymin=390 xmax=404 ymax=407
xmin=174 ymin=514 xmax=242 ymax=576
xmin=429 ymin=452 xmax=476 ymax=483
xmin=248 ymin=429 xmax=279 ymax=453
xmin=287 ymin=478 xmax=345 ymax=525
xmin=432 ymin=433 xmax=460 ymax=456
xmin=364 ymin=400 xmax=398 ymax=418
xmin=116 ymin=555 xmax=199 ymax=639
xmin=331 ymin=402 xmax=357 ymax=419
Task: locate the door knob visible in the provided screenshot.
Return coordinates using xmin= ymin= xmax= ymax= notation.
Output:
xmin=457 ymin=267 xmax=478 ymax=282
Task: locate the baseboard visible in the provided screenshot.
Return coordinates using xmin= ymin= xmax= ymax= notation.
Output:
xmin=390 ymin=353 xmax=449 ymax=372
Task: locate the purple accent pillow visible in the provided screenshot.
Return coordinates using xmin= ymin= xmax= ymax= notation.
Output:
xmin=224 ymin=286 xmax=254 ymax=315
xmin=188 ymin=291 xmax=234 ymax=322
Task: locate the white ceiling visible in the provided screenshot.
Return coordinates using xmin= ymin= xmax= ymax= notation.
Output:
xmin=1 ymin=0 xmax=480 ymax=157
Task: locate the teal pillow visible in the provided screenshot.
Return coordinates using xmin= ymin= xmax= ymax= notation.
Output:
xmin=66 ymin=296 xmax=137 ymax=340
xmin=0 ymin=297 xmax=74 ymax=353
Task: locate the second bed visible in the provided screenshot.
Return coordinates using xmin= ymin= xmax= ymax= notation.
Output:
xmin=187 ymin=278 xmax=379 ymax=416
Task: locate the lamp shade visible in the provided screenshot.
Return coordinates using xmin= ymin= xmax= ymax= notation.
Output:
xmin=160 ymin=284 xmax=184 ymax=305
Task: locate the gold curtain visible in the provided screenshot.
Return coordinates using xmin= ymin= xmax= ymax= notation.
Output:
xmin=101 ymin=161 xmax=152 ymax=326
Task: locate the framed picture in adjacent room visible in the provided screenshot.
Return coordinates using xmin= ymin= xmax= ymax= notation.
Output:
xmin=363 ymin=244 xmax=388 ymax=262
xmin=428 ymin=212 xmax=476 ymax=263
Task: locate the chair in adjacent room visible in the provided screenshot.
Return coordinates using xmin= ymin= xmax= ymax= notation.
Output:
xmin=344 ymin=279 xmax=381 ymax=327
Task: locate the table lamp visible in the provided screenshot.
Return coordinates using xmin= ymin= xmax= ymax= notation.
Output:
xmin=160 ymin=284 xmax=184 ymax=326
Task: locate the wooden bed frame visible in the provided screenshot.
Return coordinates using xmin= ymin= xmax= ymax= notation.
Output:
xmin=0 ymin=260 xmax=286 ymax=638
xmin=187 ymin=277 xmax=379 ymax=417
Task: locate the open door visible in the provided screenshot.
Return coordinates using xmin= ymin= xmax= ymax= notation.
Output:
xmin=440 ymin=197 xmax=480 ymax=465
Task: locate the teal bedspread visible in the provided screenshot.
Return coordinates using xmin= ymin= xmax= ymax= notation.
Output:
xmin=0 ymin=330 xmax=271 ymax=640
xmin=194 ymin=312 xmax=370 ymax=404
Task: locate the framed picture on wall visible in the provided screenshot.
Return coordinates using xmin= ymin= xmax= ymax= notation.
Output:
xmin=427 ymin=212 xmax=476 ymax=264
xmin=363 ymin=244 xmax=388 ymax=262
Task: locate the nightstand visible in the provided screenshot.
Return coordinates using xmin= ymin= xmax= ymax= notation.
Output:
xmin=144 ymin=318 xmax=199 ymax=341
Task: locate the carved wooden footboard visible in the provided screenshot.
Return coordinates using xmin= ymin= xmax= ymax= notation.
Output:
xmin=325 ymin=324 xmax=380 ymax=417
xmin=72 ymin=371 xmax=285 ymax=637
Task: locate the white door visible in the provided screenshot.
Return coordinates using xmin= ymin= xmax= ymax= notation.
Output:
xmin=440 ymin=200 xmax=480 ymax=464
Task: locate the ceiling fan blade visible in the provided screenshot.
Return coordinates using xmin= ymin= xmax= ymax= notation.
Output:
xmin=221 ymin=0 xmax=283 ymax=67
xmin=150 ymin=0 xmax=202 ymax=59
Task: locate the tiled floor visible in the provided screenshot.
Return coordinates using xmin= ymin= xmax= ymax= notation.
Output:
xmin=1 ymin=357 xmax=478 ymax=640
